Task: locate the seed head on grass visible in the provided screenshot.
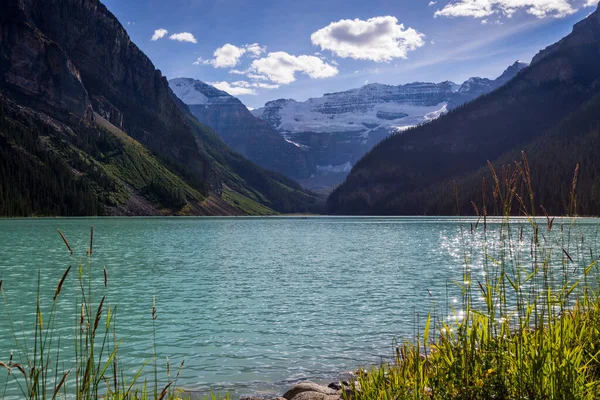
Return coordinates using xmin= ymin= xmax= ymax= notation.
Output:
xmin=159 ymin=382 xmax=173 ymax=400
xmin=53 ymin=265 xmax=71 ymax=302
xmin=57 ymin=229 xmax=73 ymax=255
xmin=12 ymin=363 xmax=26 ymax=377
xmin=52 ymin=370 xmax=70 ymax=399
xmin=93 ymin=296 xmax=106 ymax=338
xmin=89 ymin=226 xmax=94 ymax=256
xmin=152 ymin=296 xmax=158 ymax=320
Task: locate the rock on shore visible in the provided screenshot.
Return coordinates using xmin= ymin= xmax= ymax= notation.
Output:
xmin=242 ymin=381 xmax=357 ymax=400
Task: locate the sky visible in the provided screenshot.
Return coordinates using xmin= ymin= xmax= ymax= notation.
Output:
xmin=103 ymin=0 xmax=599 ymax=109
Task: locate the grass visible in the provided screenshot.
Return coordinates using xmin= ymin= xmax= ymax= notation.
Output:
xmin=221 ymin=188 xmax=276 ymax=216
xmin=346 ymin=153 xmax=600 ymax=399
xmin=0 ymin=226 xmax=217 ymax=400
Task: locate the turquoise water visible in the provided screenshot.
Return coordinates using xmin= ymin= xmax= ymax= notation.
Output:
xmin=0 ymin=217 xmax=598 ymax=398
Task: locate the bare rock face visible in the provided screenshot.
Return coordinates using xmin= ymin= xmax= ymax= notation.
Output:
xmin=0 ymin=0 xmax=317 ymax=216
xmin=91 ymin=95 xmax=124 ymax=130
xmin=327 ymin=6 xmax=600 ymax=216
xmin=0 ymin=3 xmax=93 ymax=121
xmin=13 ymin=0 xmax=210 ymax=182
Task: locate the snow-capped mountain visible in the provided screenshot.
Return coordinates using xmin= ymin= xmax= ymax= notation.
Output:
xmin=254 ymin=61 xmax=528 ymax=137
xmin=255 ymin=81 xmax=455 ymax=137
xmin=170 ymin=78 xmax=234 ymax=106
xmin=169 ymin=78 xmax=315 ymax=181
xmin=169 ymin=61 xmax=527 ymax=190
xmin=251 ymin=61 xmax=527 ymax=188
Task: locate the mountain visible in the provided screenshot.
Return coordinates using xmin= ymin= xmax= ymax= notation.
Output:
xmin=252 ymin=62 xmax=527 ymax=189
xmin=327 ymin=6 xmax=600 ymax=216
xmin=0 ymin=0 xmax=317 ymax=216
xmin=169 ymin=78 xmax=315 ymax=181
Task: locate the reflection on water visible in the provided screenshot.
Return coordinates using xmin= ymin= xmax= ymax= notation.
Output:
xmin=0 ymin=217 xmax=598 ymax=398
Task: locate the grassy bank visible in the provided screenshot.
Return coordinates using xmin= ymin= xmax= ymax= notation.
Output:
xmin=347 ymin=156 xmax=600 ymax=399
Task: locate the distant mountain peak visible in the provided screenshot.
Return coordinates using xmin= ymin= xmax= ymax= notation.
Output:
xmin=169 ymin=77 xmax=232 ymax=105
xmin=495 ymin=60 xmax=529 ymax=85
xmin=168 ymin=78 xmax=314 ymax=181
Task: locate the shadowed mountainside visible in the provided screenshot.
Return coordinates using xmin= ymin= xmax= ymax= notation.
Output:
xmin=328 ymin=5 xmax=600 ymax=216
xmin=0 ymin=0 xmax=318 ymax=216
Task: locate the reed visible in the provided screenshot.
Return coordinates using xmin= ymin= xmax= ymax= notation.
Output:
xmin=346 ymin=155 xmax=600 ymax=399
xmin=0 ymin=227 xmax=204 ymax=400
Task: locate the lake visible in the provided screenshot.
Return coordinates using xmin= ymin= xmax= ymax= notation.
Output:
xmin=0 ymin=216 xmax=598 ymax=398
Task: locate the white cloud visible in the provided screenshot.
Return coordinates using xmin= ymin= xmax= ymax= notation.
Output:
xmin=169 ymin=32 xmax=197 ymax=43
xmin=434 ymin=0 xmax=577 ymax=19
xmin=585 ymin=0 xmax=598 ymax=7
xmin=210 ymin=81 xmax=256 ymax=96
xmin=254 ymin=82 xmax=280 ymax=89
xmin=212 ymin=44 xmax=247 ymax=67
xmin=245 ymin=43 xmax=267 ymax=57
xmin=310 ymin=16 xmax=425 ymax=62
xmin=198 ymin=43 xmax=267 ymax=68
xmin=249 ymin=51 xmax=339 ymax=84
xmin=209 ymin=80 xmax=281 ymax=96
xmin=481 ymin=18 xmax=489 ymax=24
xmin=246 ymin=72 xmax=271 ymax=80
xmin=428 ymin=1 xmax=438 ymax=5
xmin=151 ymin=28 xmax=168 ymax=41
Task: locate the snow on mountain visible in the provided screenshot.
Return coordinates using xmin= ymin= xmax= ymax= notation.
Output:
xmin=253 ymin=62 xmax=528 ymax=140
xmin=170 ymin=77 xmax=233 ymax=106
xmin=170 ymin=61 xmax=528 ymax=189
xmin=169 ymin=77 xmax=315 ymax=181
xmin=317 ymin=162 xmax=354 ymax=174
xmin=253 ymin=81 xmax=455 ymax=138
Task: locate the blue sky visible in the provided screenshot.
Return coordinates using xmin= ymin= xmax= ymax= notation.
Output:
xmin=104 ymin=0 xmax=598 ymax=109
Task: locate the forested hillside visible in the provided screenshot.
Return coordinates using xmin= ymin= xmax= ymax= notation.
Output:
xmin=0 ymin=0 xmax=318 ymax=216
xmin=328 ymin=5 xmax=600 ymax=216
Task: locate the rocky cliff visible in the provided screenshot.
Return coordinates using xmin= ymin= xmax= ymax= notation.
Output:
xmin=170 ymin=78 xmax=315 ymax=180
xmin=0 ymin=0 xmax=317 ymax=216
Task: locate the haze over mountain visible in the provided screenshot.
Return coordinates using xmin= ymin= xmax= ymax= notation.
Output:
xmin=0 ymin=0 xmax=317 ymax=216
xmin=328 ymin=4 xmax=600 ymax=216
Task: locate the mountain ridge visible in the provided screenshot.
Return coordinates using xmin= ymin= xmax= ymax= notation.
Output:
xmin=0 ymin=0 xmax=317 ymax=216
xmin=327 ymin=6 xmax=600 ymax=216
xmin=169 ymin=62 xmax=526 ymax=190
xmin=169 ymin=77 xmax=316 ymax=181
xmin=249 ymin=61 xmax=527 ymax=188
